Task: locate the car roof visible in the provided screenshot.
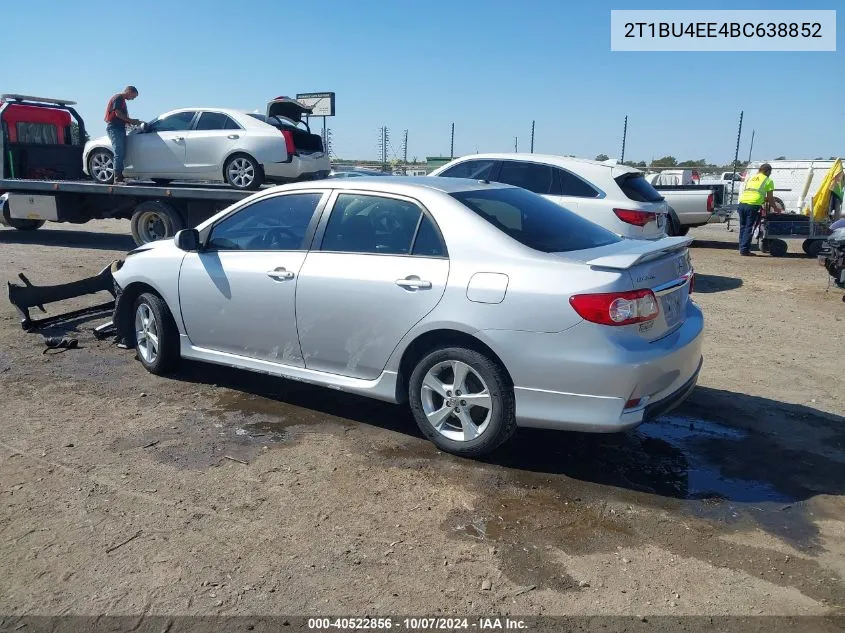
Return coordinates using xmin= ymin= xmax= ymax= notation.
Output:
xmin=265 ymin=176 xmax=514 ymax=195
xmin=445 ymin=153 xmax=641 ymax=175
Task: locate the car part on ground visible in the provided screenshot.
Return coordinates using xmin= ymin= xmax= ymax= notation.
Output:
xmin=428 ymin=154 xmax=669 ymax=240
xmin=7 ymin=263 xmax=117 ymax=331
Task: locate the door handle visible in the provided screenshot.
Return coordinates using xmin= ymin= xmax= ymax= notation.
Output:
xmin=172 ymin=137 xmax=184 ymax=142
xmin=395 ymin=276 xmax=432 ymax=290
xmin=227 ymin=134 xmax=240 ymax=140
xmin=266 ymin=267 xmax=295 ymax=281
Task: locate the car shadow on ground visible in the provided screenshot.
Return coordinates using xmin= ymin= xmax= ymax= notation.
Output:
xmin=0 ymin=228 xmax=134 ymax=251
xmin=691 ymin=273 xmax=743 ymax=293
xmin=175 ymin=361 xmax=844 ymax=510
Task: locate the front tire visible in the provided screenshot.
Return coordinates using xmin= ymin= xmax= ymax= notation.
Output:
xmin=133 ymin=292 xmax=180 ymax=375
xmin=409 ymin=346 xmax=516 ymax=457
xmin=130 ymin=201 xmax=184 ymax=245
xmin=2 ymin=203 xmax=44 ymax=230
xmin=88 ymin=148 xmax=116 ymax=184
xmin=224 ymin=154 xmax=264 ymax=190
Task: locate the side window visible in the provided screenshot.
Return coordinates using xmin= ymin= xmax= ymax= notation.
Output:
xmin=208 ymin=193 xmax=323 ymax=251
xmin=321 ymin=194 xmax=425 ymax=255
xmin=195 ymin=112 xmax=239 ymax=131
xmin=149 ymin=111 xmax=195 ymax=133
xmin=439 ymin=160 xmax=496 ymax=180
xmin=496 ymin=161 xmax=556 ymax=195
xmin=556 ymin=169 xmax=599 ymax=197
xmin=412 ymin=215 xmax=447 ymax=257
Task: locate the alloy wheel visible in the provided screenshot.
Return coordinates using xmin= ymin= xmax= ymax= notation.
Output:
xmin=134 ymin=303 xmax=159 ymax=365
xmin=420 ymin=360 xmax=493 ymax=442
xmin=227 ymin=157 xmax=255 ymax=188
xmin=91 ymin=152 xmax=115 ymax=183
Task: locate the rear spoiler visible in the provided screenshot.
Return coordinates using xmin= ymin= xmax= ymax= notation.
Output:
xmin=586 ymin=236 xmax=692 ymax=270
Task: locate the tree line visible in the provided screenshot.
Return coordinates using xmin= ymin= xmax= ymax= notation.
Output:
xmin=594 ymin=154 xmax=838 ymax=171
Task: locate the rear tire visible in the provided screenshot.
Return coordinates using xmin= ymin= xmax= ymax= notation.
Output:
xmin=152 ymin=178 xmax=173 ymax=186
xmin=802 ymin=239 xmax=823 ymax=258
xmin=408 ymin=346 xmax=516 ymax=458
xmin=88 ymin=148 xmax=116 ymax=184
xmin=224 ymin=154 xmax=264 ymax=190
xmin=130 ymin=201 xmax=184 ymax=245
xmin=768 ymin=239 xmax=788 ymax=257
xmin=133 ymin=292 xmax=180 ymax=375
xmin=2 ymin=203 xmax=44 ymax=230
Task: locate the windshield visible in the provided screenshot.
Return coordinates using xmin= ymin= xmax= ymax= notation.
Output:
xmin=451 ymin=187 xmax=620 ymax=253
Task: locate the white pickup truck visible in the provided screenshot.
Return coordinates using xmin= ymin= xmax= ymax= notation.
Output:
xmin=645 ymin=172 xmax=723 ymax=236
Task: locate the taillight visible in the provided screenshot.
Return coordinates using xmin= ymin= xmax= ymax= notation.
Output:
xmin=569 ymin=289 xmax=659 ymax=326
xmin=281 ymin=129 xmax=296 ymax=155
xmin=613 ymin=208 xmax=656 ymax=227
xmin=707 ymin=193 xmax=714 ymax=213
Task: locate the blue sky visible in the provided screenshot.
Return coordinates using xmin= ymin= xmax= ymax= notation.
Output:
xmin=4 ymin=0 xmax=841 ymax=163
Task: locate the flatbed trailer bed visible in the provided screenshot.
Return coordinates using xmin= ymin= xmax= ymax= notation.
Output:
xmin=0 ymin=178 xmax=255 ymax=245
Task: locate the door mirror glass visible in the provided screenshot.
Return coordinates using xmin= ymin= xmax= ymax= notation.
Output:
xmin=175 ymin=228 xmax=200 ymax=251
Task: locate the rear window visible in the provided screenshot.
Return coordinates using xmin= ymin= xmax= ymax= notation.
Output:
xmin=450 ymin=187 xmax=620 ymax=253
xmin=616 ymin=173 xmax=664 ymax=203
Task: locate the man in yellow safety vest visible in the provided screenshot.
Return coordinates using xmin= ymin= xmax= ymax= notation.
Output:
xmin=737 ymin=163 xmax=775 ymax=256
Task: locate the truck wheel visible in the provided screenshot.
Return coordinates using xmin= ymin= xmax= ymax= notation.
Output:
xmin=224 ymin=154 xmax=264 ymax=190
xmin=130 ymin=201 xmax=184 ymax=245
xmin=768 ymin=239 xmax=788 ymax=257
xmin=802 ymin=239 xmax=823 ymax=258
xmin=2 ymin=204 xmax=45 ymax=231
xmin=88 ymin=148 xmax=116 ymax=184
xmin=665 ymin=210 xmax=690 ymax=237
xmin=133 ymin=292 xmax=180 ymax=375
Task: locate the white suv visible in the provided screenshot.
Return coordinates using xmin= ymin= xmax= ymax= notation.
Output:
xmin=429 ymin=154 xmax=668 ymax=239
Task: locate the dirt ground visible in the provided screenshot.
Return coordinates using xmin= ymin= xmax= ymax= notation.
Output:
xmin=0 ymin=220 xmax=843 ymax=626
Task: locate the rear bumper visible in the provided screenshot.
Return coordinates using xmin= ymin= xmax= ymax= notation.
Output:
xmin=481 ymin=302 xmax=704 ymax=432
xmin=264 ymin=154 xmax=331 ymax=181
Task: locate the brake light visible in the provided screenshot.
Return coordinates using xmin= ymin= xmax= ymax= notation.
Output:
xmin=281 ymin=129 xmax=296 ymax=155
xmin=569 ymin=289 xmax=659 ymax=326
xmin=613 ymin=208 xmax=656 ymax=227
xmin=706 ymin=193 xmax=714 ymax=213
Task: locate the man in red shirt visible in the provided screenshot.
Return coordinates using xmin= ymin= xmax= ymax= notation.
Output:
xmin=104 ymin=86 xmax=140 ymax=183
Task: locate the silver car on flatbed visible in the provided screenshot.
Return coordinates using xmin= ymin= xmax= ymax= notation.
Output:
xmin=111 ymin=177 xmax=703 ymax=457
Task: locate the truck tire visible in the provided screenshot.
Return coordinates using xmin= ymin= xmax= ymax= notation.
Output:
xmin=88 ymin=148 xmax=116 ymax=184
xmin=665 ymin=209 xmax=690 ymax=237
xmin=2 ymin=202 xmax=45 ymax=231
xmin=130 ymin=201 xmax=184 ymax=245
xmin=768 ymin=239 xmax=788 ymax=257
xmin=224 ymin=153 xmax=264 ymax=190
xmin=802 ymin=239 xmax=823 ymax=258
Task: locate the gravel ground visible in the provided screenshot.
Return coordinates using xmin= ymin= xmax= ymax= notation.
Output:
xmin=0 ymin=220 xmax=843 ymax=628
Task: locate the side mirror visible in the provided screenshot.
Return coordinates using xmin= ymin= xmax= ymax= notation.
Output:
xmin=174 ymin=228 xmax=200 ymax=251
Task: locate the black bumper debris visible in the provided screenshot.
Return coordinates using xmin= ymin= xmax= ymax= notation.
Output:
xmin=7 ymin=263 xmax=119 ymax=332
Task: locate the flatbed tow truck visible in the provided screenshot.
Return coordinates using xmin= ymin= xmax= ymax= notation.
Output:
xmin=0 ymin=94 xmax=256 ymax=245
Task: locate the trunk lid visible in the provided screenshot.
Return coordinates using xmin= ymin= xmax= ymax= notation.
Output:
xmin=266 ymin=97 xmax=313 ymax=124
xmin=561 ymin=236 xmax=694 ymax=341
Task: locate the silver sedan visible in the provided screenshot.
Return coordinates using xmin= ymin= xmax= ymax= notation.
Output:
xmin=111 ymin=177 xmax=703 ymax=457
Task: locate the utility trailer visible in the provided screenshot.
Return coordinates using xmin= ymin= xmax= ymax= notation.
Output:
xmin=0 ymin=94 xmax=253 ymax=245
